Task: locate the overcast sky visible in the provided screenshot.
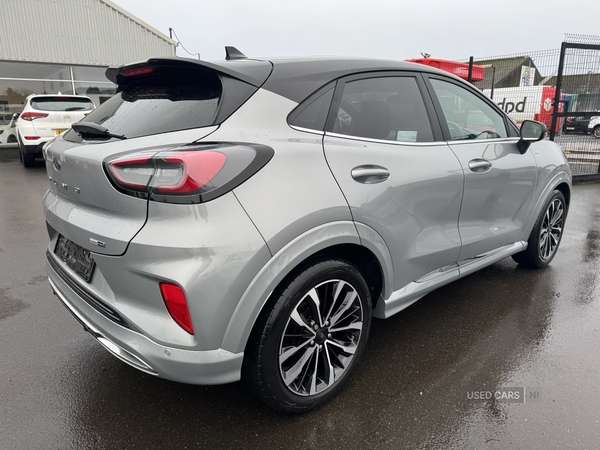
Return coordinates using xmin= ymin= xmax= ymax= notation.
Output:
xmin=113 ymin=0 xmax=600 ymax=62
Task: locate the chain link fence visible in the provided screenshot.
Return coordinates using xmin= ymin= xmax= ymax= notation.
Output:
xmin=460 ymin=34 xmax=600 ymax=179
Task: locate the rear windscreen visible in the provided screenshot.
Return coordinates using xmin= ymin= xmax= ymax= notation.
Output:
xmin=31 ymin=97 xmax=95 ymax=111
xmin=68 ymin=70 xmax=223 ymax=140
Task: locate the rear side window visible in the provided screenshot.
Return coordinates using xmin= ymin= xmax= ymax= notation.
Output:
xmin=67 ymin=70 xmax=223 ymax=140
xmin=31 ymin=97 xmax=94 ymax=111
xmin=330 ymin=76 xmax=434 ymax=143
xmin=288 ymin=86 xmax=334 ymax=131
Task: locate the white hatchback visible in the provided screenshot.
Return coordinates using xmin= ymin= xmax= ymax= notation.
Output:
xmin=16 ymin=94 xmax=95 ymax=167
xmin=589 ymin=115 xmax=600 ymax=139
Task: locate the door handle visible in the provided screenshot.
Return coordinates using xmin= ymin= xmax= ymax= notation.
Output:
xmin=468 ymin=159 xmax=492 ymax=173
xmin=351 ymin=165 xmax=390 ymax=184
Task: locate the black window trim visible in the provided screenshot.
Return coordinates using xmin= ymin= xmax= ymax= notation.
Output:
xmin=323 ymin=71 xmax=445 ymax=144
xmin=287 ymin=81 xmax=336 ymax=134
xmin=421 ymin=73 xmax=521 ymax=142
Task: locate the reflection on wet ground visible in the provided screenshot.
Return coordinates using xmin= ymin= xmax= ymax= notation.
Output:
xmin=1 ymin=159 xmax=600 ymax=449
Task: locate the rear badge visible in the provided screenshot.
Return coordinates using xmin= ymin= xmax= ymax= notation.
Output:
xmin=89 ymin=238 xmax=106 ymax=248
xmin=53 ymin=158 xmax=61 ymax=172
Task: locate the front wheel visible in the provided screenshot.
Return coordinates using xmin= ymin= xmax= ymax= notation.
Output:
xmin=243 ymin=258 xmax=372 ymax=413
xmin=512 ymin=190 xmax=566 ymax=268
xmin=593 ymin=126 xmax=600 ymax=139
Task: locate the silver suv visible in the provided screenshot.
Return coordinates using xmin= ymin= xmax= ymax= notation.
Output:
xmin=16 ymin=94 xmax=95 ymax=167
xmin=43 ymin=48 xmax=571 ymax=413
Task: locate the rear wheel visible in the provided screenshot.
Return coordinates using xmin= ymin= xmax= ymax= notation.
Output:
xmin=593 ymin=125 xmax=600 ymax=139
xmin=18 ymin=138 xmax=35 ymax=168
xmin=512 ymin=190 xmax=566 ymax=268
xmin=243 ymin=258 xmax=372 ymax=413
xmin=21 ymin=151 xmax=35 ymax=168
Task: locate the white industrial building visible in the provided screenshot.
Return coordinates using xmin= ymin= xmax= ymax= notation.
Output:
xmin=0 ymin=0 xmax=176 ymax=128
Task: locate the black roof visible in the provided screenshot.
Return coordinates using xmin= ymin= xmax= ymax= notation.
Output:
xmin=260 ymin=57 xmax=433 ymax=102
xmin=106 ymin=55 xmax=459 ymax=103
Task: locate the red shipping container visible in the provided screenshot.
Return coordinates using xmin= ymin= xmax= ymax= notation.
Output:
xmin=406 ymin=58 xmax=485 ymax=82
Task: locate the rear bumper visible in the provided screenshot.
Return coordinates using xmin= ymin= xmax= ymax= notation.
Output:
xmin=17 ymin=133 xmax=47 ymax=155
xmin=46 ymin=253 xmax=244 ymax=385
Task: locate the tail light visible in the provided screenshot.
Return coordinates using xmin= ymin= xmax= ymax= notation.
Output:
xmin=24 ymin=136 xmax=41 ymax=140
xmin=104 ymin=143 xmax=274 ymax=204
xmin=591 ymin=116 xmax=599 ymax=121
xmin=21 ymin=112 xmax=49 ymax=121
xmin=159 ymin=282 xmax=194 ymax=335
xmin=122 ymin=66 xmax=153 ymax=77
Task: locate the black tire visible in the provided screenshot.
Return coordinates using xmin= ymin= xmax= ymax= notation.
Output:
xmin=512 ymin=190 xmax=566 ymax=268
xmin=18 ymin=139 xmax=35 ymax=168
xmin=243 ymin=258 xmax=372 ymax=413
xmin=22 ymin=151 xmax=35 ymax=168
xmin=593 ymin=126 xmax=600 ymax=139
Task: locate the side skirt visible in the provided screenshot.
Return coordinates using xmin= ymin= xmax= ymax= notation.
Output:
xmin=372 ymin=241 xmax=527 ymax=319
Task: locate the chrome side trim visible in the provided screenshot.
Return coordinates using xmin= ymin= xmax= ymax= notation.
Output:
xmin=446 ymin=137 xmax=520 ymax=145
xmin=288 ymin=125 xmax=325 ymax=135
xmin=325 ymin=132 xmax=449 ymax=147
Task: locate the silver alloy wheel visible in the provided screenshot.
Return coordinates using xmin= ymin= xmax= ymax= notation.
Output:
xmin=540 ymin=198 xmax=564 ymax=260
xmin=279 ymin=279 xmax=364 ymax=396
xmin=594 ymin=126 xmax=600 ymax=139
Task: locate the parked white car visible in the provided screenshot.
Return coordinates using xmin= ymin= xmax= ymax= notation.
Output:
xmin=589 ymin=115 xmax=600 ymax=139
xmin=16 ymin=94 xmax=95 ymax=166
xmin=0 ymin=113 xmax=18 ymax=145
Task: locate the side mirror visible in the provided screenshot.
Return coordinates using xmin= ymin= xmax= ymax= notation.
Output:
xmin=517 ymin=120 xmax=546 ymax=154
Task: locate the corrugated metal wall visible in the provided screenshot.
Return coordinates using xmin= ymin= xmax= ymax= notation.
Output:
xmin=0 ymin=0 xmax=176 ymax=66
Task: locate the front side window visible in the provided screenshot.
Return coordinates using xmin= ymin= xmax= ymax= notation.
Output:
xmin=331 ymin=76 xmax=434 ymax=143
xmin=429 ymin=78 xmax=507 ymax=140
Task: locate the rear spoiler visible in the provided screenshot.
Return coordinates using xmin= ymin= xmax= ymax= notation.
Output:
xmin=105 ymin=57 xmax=272 ymax=87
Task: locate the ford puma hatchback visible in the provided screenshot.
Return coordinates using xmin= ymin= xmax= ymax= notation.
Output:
xmin=44 ymin=48 xmax=571 ymax=413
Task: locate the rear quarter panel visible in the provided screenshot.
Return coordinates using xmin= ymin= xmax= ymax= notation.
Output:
xmin=206 ymin=89 xmax=354 ymax=255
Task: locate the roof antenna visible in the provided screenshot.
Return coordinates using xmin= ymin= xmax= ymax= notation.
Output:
xmin=225 ymin=46 xmax=247 ymax=61
xmin=420 ymin=52 xmax=431 ymax=59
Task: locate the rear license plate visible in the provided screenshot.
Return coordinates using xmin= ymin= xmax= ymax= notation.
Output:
xmin=54 ymin=235 xmax=95 ymax=282
xmin=54 ymin=129 xmax=67 ymax=136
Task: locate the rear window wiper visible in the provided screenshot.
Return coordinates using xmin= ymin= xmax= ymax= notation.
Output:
xmin=65 ymin=107 xmax=88 ymax=111
xmin=71 ymin=122 xmax=126 ymax=140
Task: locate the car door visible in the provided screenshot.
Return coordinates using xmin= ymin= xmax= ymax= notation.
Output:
xmin=322 ymin=73 xmax=465 ymax=291
xmin=424 ymin=75 xmax=538 ymax=263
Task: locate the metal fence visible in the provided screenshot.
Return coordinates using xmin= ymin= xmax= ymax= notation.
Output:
xmin=463 ymin=34 xmax=600 ymax=180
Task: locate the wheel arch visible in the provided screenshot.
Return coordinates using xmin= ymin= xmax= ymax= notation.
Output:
xmin=523 ymin=170 xmax=571 ymax=241
xmin=555 ymin=181 xmax=571 ymax=210
xmin=220 ymin=221 xmax=392 ymax=354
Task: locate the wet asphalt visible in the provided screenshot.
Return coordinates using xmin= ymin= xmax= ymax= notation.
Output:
xmin=1 ymin=153 xmax=600 ymax=450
